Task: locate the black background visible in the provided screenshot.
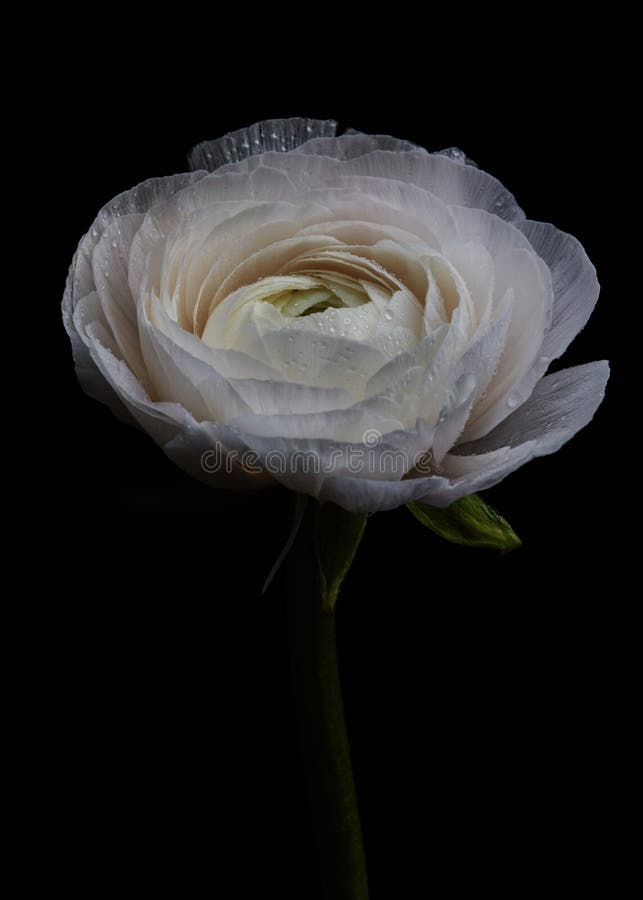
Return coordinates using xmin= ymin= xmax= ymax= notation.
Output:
xmin=32 ymin=17 xmax=631 ymax=898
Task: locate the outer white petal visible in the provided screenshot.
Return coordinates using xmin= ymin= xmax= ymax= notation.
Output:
xmin=63 ymin=172 xmax=208 ymax=413
xmin=448 ymin=204 xmax=533 ymax=259
xmin=517 ymin=219 xmax=600 ymax=363
xmin=428 ymin=305 xmax=512 ymax=463
xmin=92 ymin=215 xmax=149 ymax=385
xmin=415 ymin=443 xmax=539 ymax=507
xmin=319 ymin=474 xmax=446 ymax=513
xmin=297 ymin=132 xmax=422 ymax=158
xmin=458 ymin=361 xmax=609 ymax=455
xmin=464 ymin=248 xmax=553 ymax=439
xmin=189 ymin=118 xmax=338 ymax=172
xmin=412 ymin=360 xmax=610 ymax=508
xmin=225 ymin=416 xmax=434 ymax=500
xmin=228 ymin=406 xmax=405 ymax=444
xmin=234 ymin=147 xmax=525 ymax=222
xmin=138 ymin=306 xmax=252 ymax=423
xmin=298 ymin=180 xmax=458 ymax=251
xmin=73 ymin=297 xmax=270 ymax=489
xmin=335 ymin=361 xmax=610 ymax=512
xmin=66 ymin=290 xmax=135 ymax=422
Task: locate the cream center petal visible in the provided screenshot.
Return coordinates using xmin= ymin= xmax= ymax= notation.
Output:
xmin=200 ymin=265 xmax=424 ymax=393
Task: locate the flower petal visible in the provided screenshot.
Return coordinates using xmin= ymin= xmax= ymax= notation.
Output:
xmin=518 ymin=219 xmax=600 ymax=364
xmin=296 ymin=131 xmax=422 ymax=158
xmin=459 ymin=360 xmax=609 ymax=455
xmin=92 ymin=215 xmax=150 ymax=385
xmin=189 ymin=118 xmax=338 ymax=172
xmin=464 ymin=248 xmax=553 ymax=439
xmin=319 ymin=472 xmax=447 ymax=512
xmin=241 ymin=148 xmax=525 ymax=222
xmin=63 ymin=172 xmax=208 ymax=411
xmin=411 ymin=361 xmax=609 ymax=507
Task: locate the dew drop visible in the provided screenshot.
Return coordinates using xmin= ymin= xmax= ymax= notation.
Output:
xmin=111 ymin=241 xmax=118 ymax=249
xmin=383 ymin=309 xmax=394 ymax=321
xmin=507 ymin=394 xmax=519 ymax=409
xmin=344 ymin=316 xmax=352 ymax=325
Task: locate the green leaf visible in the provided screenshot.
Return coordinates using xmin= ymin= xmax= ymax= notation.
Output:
xmin=407 ymin=493 xmax=521 ymax=552
xmin=314 ymin=503 xmax=368 ymax=613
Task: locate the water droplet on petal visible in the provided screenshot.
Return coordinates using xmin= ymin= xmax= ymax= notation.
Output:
xmin=383 ymin=309 xmax=394 ymax=321
xmin=507 ymin=394 xmax=519 ymax=409
xmin=111 ymin=241 xmax=118 ymax=249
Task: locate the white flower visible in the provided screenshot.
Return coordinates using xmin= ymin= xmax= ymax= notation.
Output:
xmin=62 ymin=118 xmax=608 ymax=512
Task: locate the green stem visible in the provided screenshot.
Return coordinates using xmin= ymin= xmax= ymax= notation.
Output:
xmin=285 ymin=502 xmax=369 ymax=900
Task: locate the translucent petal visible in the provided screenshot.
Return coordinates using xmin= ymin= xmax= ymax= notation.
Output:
xmin=442 ymin=240 xmax=495 ymax=334
xmin=67 ymin=290 xmax=135 ymax=423
xmin=432 ymin=373 xmax=478 ymax=464
xmin=63 ymin=172 xmax=208 ymax=414
xmin=319 ymin=473 xmax=447 ymax=513
xmin=459 ymin=361 xmax=609 ymax=455
xmin=464 ymin=248 xmax=553 ymax=439
xmin=189 ymin=118 xmax=338 ymax=172
xmin=92 ymin=215 xmax=149 ymax=385
xmin=411 ymin=361 xmax=610 ymax=506
xmin=226 ymin=379 xmax=353 ymax=416
xmin=518 ymin=219 xmax=600 ymax=364
xmin=137 ymin=309 xmax=251 ymax=423
xmin=296 ymin=132 xmax=422 ymax=158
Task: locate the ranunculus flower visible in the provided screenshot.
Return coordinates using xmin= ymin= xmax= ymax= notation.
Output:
xmin=62 ymin=118 xmax=608 ymax=511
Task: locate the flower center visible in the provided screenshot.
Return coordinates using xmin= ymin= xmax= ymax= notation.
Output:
xmin=252 ymin=272 xmax=372 ymax=318
xmin=199 ymin=255 xmax=425 ymax=371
